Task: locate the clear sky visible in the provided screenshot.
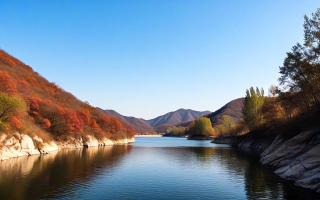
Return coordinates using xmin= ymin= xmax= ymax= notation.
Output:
xmin=1 ymin=1 xmax=319 ymax=119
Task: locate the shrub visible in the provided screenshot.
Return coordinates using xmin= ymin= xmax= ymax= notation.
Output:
xmin=187 ymin=117 xmax=215 ymax=136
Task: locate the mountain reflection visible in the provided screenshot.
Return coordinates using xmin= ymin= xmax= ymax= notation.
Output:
xmin=0 ymin=145 xmax=132 ymax=200
xmin=1 ymin=138 xmax=319 ymax=200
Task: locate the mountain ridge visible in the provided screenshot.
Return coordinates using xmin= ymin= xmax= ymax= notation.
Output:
xmin=204 ymin=98 xmax=245 ymax=126
xmin=147 ymin=109 xmax=211 ymax=127
xmin=98 ymin=108 xmax=211 ymax=134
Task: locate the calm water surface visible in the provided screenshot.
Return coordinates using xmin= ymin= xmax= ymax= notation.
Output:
xmin=0 ymin=137 xmax=320 ymax=200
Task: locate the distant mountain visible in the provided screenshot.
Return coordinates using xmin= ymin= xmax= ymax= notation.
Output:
xmin=99 ymin=99 xmax=243 ymax=134
xmin=204 ymin=98 xmax=244 ymax=126
xmin=147 ymin=109 xmax=211 ymax=127
xmin=175 ymin=120 xmax=194 ymax=127
xmin=98 ymin=108 xmax=211 ymax=134
xmin=98 ymin=109 xmax=155 ymax=134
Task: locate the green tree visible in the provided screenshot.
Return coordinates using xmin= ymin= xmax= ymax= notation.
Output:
xmin=242 ymin=87 xmax=265 ymax=129
xmin=188 ymin=117 xmax=215 ymax=136
xmin=221 ymin=115 xmax=235 ymax=133
xmin=172 ymin=126 xmax=186 ymax=136
xmin=0 ymin=92 xmax=26 ymax=129
xmin=278 ymin=8 xmax=320 ymax=112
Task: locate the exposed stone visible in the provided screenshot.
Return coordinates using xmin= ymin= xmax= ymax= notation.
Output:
xmin=20 ymin=134 xmax=40 ymax=156
xmin=39 ymin=141 xmax=59 ymax=154
xmin=0 ymin=132 xmax=135 ymax=161
xmin=83 ymin=135 xmax=99 ymax=147
xmin=260 ymin=128 xmax=320 ymax=193
xmin=213 ymin=127 xmax=320 ymax=193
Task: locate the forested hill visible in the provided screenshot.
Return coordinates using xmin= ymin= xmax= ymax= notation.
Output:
xmin=173 ymin=98 xmax=244 ymax=129
xmin=98 ymin=108 xmax=211 ymax=134
xmin=98 ymin=109 xmax=155 ymax=134
xmin=0 ymin=49 xmax=134 ymax=141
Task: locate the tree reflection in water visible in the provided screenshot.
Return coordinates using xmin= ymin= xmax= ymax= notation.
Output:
xmin=0 ymin=138 xmax=319 ymax=200
xmin=0 ymin=145 xmax=132 ymax=200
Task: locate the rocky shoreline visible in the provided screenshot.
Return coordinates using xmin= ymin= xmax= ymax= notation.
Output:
xmin=187 ymin=135 xmax=215 ymax=140
xmin=0 ymin=132 xmax=135 ymax=161
xmin=211 ymin=128 xmax=320 ymax=193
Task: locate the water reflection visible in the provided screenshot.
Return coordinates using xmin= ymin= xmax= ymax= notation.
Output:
xmin=0 ymin=138 xmax=319 ymax=200
xmin=186 ymin=146 xmax=320 ymax=200
xmin=0 ymin=145 xmax=131 ymax=200
xmin=143 ymin=144 xmax=320 ymax=200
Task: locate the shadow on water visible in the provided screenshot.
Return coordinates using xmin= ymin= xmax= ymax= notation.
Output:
xmin=186 ymin=146 xmax=320 ymax=200
xmin=0 ymin=145 xmax=132 ymax=200
xmin=0 ymin=138 xmax=319 ymax=200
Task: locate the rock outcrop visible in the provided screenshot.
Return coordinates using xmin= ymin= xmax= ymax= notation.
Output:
xmin=0 ymin=133 xmax=135 ymax=161
xmin=212 ymin=133 xmax=275 ymax=150
xmin=260 ymin=128 xmax=320 ymax=192
xmin=212 ymin=128 xmax=320 ymax=193
xmin=0 ymin=133 xmax=40 ymax=160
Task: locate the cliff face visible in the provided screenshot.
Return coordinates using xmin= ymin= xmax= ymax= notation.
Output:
xmin=0 ymin=133 xmax=135 ymax=161
xmin=212 ymin=133 xmax=275 ymax=150
xmin=260 ymin=128 xmax=320 ymax=193
xmin=212 ymin=128 xmax=320 ymax=193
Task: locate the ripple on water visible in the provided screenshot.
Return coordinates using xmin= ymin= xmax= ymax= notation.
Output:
xmin=0 ymin=137 xmax=319 ymax=200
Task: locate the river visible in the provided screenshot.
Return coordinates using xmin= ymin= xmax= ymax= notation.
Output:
xmin=0 ymin=137 xmax=319 ymax=199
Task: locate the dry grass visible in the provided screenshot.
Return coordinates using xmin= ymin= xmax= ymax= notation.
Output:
xmin=22 ymin=120 xmax=53 ymax=144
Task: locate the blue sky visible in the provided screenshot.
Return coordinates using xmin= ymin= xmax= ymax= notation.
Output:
xmin=1 ymin=1 xmax=319 ymax=119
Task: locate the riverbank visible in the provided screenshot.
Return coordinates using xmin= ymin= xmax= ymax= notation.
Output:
xmin=188 ymin=134 xmax=215 ymax=140
xmin=0 ymin=132 xmax=135 ymax=161
xmin=135 ymin=135 xmax=162 ymax=137
xmin=211 ymin=127 xmax=320 ymax=193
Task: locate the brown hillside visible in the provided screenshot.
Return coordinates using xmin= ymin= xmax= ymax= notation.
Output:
xmin=204 ymin=98 xmax=244 ymax=126
xmin=148 ymin=109 xmax=210 ymax=127
xmin=98 ymin=109 xmax=155 ymax=134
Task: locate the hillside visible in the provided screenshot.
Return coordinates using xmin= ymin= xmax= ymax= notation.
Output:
xmin=98 ymin=108 xmax=211 ymax=134
xmin=0 ymin=49 xmax=134 ymax=160
xmin=98 ymin=109 xmax=155 ymax=134
xmin=148 ymin=109 xmax=210 ymax=127
xmin=204 ymin=98 xmax=244 ymax=126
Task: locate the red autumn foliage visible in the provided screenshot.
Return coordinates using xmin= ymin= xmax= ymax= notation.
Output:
xmin=11 ymin=117 xmax=22 ymax=129
xmin=96 ymin=115 xmax=111 ymax=129
xmin=23 ymin=65 xmax=33 ymax=71
xmin=0 ymin=52 xmax=17 ymax=67
xmin=77 ymin=108 xmax=90 ymax=124
xmin=0 ymin=49 xmax=134 ymax=139
xmin=110 ymin=117 xmax=123 ymax=134
xmin=18 ymin=80 xmax=28 ymax=88
xmin=63 ymin=109 xmax=83 ymax=133
xmin=3 ymin=124 xmax=11 ymax=131
xmin=89 ymin=119 xmax=100 ymax=130
xmin=28 ymin=77 xmax=38 ymax=85
xmin=126 ymin=128 xmax=135 ymax=137
xmin=29 ymin=97 xmax=40 ymax=111
xmin=34 ymin=99 xmax=83 ymax=135
xmin=41 ymin=118 xmax=51 ymax=128
xmin=0 ymin=71 xmax=17 ymax=95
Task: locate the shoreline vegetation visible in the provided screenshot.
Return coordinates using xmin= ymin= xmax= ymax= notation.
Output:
xmin=163 ymin=9 xmax=320 ymax=193
xmin=135 ymin=134 xmax=162 ymax=137
xmin=0 ymin=47 xmax=135 ymax=161
xmin=1 ymin=4 xmax=320 ymax=197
